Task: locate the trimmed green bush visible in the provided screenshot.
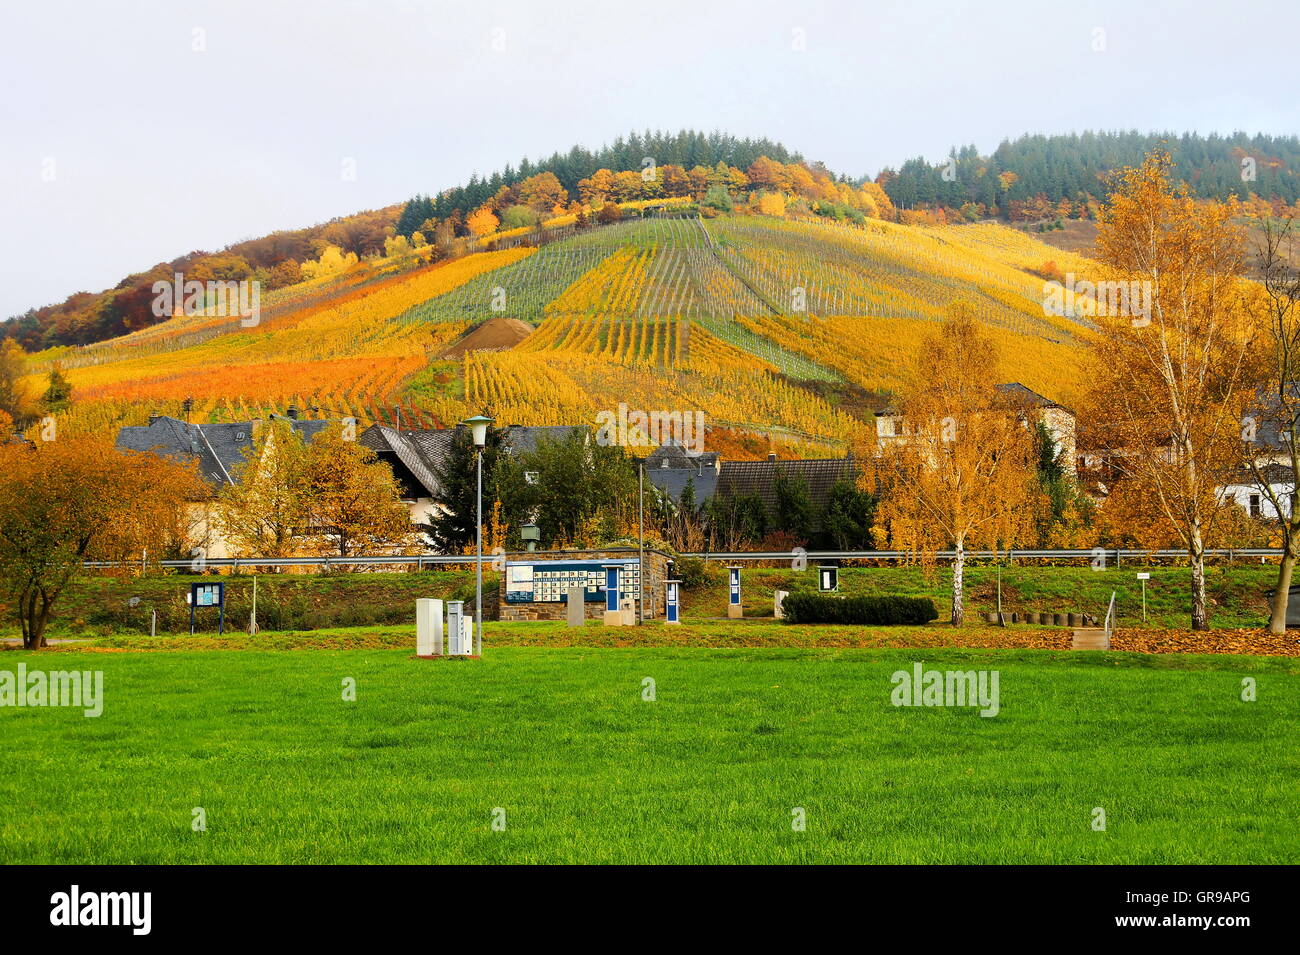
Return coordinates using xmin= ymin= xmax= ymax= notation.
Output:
xmin=780 ymin=592 xmax=938 ymax=625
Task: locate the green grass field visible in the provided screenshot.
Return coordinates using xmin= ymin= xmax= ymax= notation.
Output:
xmin=1 ymin=643 xmax=1295 ymax=864
xmin=11 ymin=562 xmax=1281 ymax=643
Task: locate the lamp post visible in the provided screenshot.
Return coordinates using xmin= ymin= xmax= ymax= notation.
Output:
xmin=464 ymin=414 xmax=494 ymax=656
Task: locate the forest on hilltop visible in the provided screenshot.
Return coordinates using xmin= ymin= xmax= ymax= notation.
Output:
xmin=395 ymin=129 xmax=805 ymax=235
xmin=879 ymin=130 xmax=1300 ymax=220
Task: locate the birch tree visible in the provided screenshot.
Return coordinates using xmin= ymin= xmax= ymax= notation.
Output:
xmin=870 ymin=304 xmax=1039 ymax=625
xmin=1082 ymin=152 xmax=1249 ymax=630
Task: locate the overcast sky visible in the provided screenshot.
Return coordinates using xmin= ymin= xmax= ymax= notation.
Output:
xmin=1 ymin=0 xmax=1296 ymax=318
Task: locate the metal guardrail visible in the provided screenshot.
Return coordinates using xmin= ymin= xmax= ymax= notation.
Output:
xmin=682 ymin=548 xmax=1283 ymax=561
xmin=81 ymin=547 xmax=1285 ymax=571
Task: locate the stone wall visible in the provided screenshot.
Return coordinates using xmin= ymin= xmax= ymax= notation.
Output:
xmin=496 ymin=548 xmax=672 ymax=622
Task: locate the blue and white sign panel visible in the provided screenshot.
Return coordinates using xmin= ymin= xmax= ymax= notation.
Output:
xmin=666 ymin=580 xmax=680 ymax=624
xmin=604 ymin=566 xmax=621 ymax=612
xmin=728 ymin=567 xmax=741 ymax=606
xmin=503 ymin=559 xmax=640 ymax=605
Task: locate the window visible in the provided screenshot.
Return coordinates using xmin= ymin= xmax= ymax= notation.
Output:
xmin=1249 ymin=493 xmax=1262 ymax=519
xmin=525 ymin=471 xmax=539 ymax=485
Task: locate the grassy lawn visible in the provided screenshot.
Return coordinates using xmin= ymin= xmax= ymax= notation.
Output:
xmin=682 ymin=563 xmax=1280 ymax=628
xmin=21 ymin=562 xmax=1281 ymax=643
xmin=1 ymin=642 xmax=1295 ymax=864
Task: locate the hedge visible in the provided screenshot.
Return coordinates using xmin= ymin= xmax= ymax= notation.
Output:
xmin=780 ymin=592 xmax=939 ymax=625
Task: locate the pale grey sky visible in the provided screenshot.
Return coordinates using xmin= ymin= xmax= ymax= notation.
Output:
xmin=1 ymin=0 xmax=1296 ymax=318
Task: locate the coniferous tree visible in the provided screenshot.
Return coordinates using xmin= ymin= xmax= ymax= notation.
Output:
xmin=822 ymin=478 xmax=876 ymax=550
xmin=423 ymin=424 xmax=507 ymax=553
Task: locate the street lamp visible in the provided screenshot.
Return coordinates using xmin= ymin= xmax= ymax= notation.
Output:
xmin=463 ymin=414 xmax=494 ymax=656
xmin=521 ymin=523 xmax=541 ymax=552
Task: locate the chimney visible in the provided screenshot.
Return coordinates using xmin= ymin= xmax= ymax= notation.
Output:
xmin=768 ymin=451 xmax=777 ymax=462
xmin=286 ymin=406 xmax=299 ymax=420
xmin=148 ymin=412 xmax=161 ymax=426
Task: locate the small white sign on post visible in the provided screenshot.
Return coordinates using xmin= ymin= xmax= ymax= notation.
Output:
xmin=1136 ymin=573 xmax=1150 ymax=580
xmin=416 ymin=598 xmax=444 ymax=656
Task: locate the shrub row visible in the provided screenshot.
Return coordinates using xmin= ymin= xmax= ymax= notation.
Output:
xmin=780 ymin=593 xmax=938 ymax=625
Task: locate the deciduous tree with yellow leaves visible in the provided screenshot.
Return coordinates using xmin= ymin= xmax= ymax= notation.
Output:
xmin=868 ymin=304 xmax=1039 ymax=625
xmin=1080 ymin=151 xmax=1249 ymax=630
xmin=301 ymin=424 xmax=416 ymax=559
xmin=0 ymin=437 xmax=203 ymax=648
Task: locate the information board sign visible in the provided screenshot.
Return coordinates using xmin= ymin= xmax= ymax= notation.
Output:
xmin=503 ymin=559 xmax=640 ymax=604
xmin=189 ymin=581 xmax=225 ymax=634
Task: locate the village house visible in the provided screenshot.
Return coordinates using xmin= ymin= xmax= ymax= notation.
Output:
xmin=873 ymin=382 xmax=1077 ymax=475
xmin=114 ymin=410 xmax=335 ymax=558
xmin=1079 ymin=387 xmax=1299 ymax=521
xmin=1217 ymin=390 xmax=1297 ymax=519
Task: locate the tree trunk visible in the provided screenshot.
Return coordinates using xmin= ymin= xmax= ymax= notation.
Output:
xmin=952 ymin=539 xmax=965 ymax=626
xmin=21 ymin=588 xmax=51 ymax=649
xmin=1190 ymin=539 xmax=1209 ymax=631
xmin=1270 ymin=547 xmax=1297 ymax=636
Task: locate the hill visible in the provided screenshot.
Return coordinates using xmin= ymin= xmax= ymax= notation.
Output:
xmin=10 ymin=205 xmax=1096 ymax=455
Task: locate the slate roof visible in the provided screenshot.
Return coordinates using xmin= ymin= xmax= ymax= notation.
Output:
xmin=877 ymin=382 xmax=1072 ymax=416
xmin=716 ymin=458 xmax=857 ymax=519
xmin=643 ymin=441 xmax=720 ymax=472
xmin=361 ymin=425 xmax=442 ymax=501
xmin=501 ymin=424 xmax=588 ymax=455
xmin=993 ymin=382 xmax=1070 ymax=412
xmin=1224 ymin=463 xmax=1295 ymax=487
xmin=1241 ymin=386 xmax=1300 ymax=453
xmin=115 ymin=415 xmax=332 ymax=489
xmin=646 ymin=465 xmax=721 ymax=506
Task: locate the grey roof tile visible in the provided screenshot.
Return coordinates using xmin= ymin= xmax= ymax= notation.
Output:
xmin=115 ymin=415 xmax=337 ymax=488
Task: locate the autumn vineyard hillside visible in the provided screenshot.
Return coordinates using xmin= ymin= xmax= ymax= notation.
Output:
xmin=8 ymin=206 xmax=1101 ymax=455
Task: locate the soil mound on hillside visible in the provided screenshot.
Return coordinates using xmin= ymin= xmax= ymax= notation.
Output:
xmin=439 ymin=317 xmax=533 ymax=358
